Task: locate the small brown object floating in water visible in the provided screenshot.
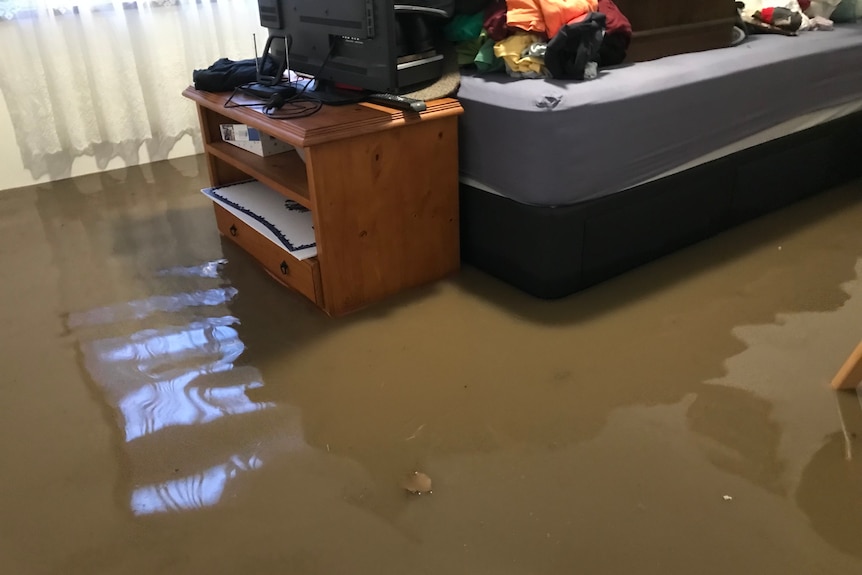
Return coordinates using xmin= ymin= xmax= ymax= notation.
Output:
xmin=402 ymin=471 xmax=433 ymax=495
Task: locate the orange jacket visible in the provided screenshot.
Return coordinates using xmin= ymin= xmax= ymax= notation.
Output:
xmin=507 ymin=0 xmax=598 ymax=39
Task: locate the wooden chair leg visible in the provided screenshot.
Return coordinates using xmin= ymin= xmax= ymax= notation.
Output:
xmin=832 ymin=341 xmax=862 ymax=391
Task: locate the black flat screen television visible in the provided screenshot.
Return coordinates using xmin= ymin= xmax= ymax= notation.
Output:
xmin=256 ymin=0 xmax=452 ymax=100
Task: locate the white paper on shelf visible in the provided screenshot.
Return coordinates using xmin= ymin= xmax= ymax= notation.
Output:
xmin=202 ymin=180 xmax=317 ymax=260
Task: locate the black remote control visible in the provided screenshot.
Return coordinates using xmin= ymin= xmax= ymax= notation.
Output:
xmin=366 ymin=93 xmax=427 ymax=113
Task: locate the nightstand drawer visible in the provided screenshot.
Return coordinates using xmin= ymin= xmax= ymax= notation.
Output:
xmin=213 ymin=203 xmax=321 ymax=305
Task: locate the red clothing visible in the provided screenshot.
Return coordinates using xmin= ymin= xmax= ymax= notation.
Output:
xmin=597 ymin=0 xmax=631 ymax=38
xmin=484 ymin=0 xmax=510 ymax=41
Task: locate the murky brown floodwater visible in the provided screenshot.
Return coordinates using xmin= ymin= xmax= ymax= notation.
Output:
xmin=1 ymin=156 xmax=861 ymax=574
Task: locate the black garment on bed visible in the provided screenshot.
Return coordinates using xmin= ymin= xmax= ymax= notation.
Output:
xmin=599 ymin=34 xmax=629 ymax=67
xmin=545 ymin=13 xmax=608 ymax=80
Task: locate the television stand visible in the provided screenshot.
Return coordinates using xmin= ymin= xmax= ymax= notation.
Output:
xmin=182 ymin=86 xmax=463 ymax=316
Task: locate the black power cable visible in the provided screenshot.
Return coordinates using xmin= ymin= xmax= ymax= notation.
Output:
xmin=222 ymin=41 xmax=338 ymax=120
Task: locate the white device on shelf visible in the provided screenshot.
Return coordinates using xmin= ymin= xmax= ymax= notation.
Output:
xmin=219 ymin=123 xmax=297 ymax=158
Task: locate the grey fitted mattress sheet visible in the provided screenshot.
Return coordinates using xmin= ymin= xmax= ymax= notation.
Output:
xmin=457 ymin=24 xmax=862 ymax=207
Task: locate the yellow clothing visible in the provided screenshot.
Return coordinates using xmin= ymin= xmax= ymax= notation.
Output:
xmin=493 ymin=33 xmax=546 ymax=76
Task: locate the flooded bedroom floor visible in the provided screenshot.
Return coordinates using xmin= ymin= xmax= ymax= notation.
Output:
xmin=1 ymin=156 xmax=861 ymax=574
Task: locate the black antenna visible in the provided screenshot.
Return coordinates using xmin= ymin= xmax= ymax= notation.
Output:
xmin=253 ymin=33 xmax=261 ymax=79
xmin=257 ymin=35 xmax=288 ymax=87
xmin=243 ymin=34 xmax=295 ymax=100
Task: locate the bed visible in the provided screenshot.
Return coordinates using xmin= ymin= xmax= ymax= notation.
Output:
xmin=458 ymin=23 xmax=862 ymax=298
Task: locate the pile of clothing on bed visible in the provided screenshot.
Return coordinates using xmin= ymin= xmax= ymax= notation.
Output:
xmin=738 ymin=0 xmax=862 ymax=36
xmin=445 ymin=0 xmax=632 ymax=81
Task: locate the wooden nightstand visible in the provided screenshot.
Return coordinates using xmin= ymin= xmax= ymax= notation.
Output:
xmin=183 ymin=87 xmax=463 ymax=316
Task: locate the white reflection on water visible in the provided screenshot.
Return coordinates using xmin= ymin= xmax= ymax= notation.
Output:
xmin=84 ymin=317 xmax=272 ymax=442
xmin=131 ymin=454 xmax=264 ymax=515
xmin=71 ymin=277 xmax=308 ymax=515
xmin=155 ymin=259 xmax=228 ymax=279
xmin=67 ymin=287 xmax=238 ymax=329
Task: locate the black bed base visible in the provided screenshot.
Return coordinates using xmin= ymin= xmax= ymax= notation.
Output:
xmin=460 ymin=110 xmax=862 ymax=299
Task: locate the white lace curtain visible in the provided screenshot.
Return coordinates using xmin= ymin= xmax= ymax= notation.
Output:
xmin=0 ymin=0 xmax=264 ymax=180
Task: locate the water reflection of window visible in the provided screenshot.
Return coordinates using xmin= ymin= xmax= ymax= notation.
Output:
xmin=83 ymin=316 xmax=272 ymax=442
xmin=152 ymin=259 xmax=228 ymax=279
xmin=131 ymin=454 xmax=264 ymax=516
xmin=67 ymin=287 xmax=239 ymax=329
xmin=69 ymin=270 xmax=302 ymax=515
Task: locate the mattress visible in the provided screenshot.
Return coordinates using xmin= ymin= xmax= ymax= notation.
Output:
xmin=457 ymin=24 xmax=862 ymax=207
